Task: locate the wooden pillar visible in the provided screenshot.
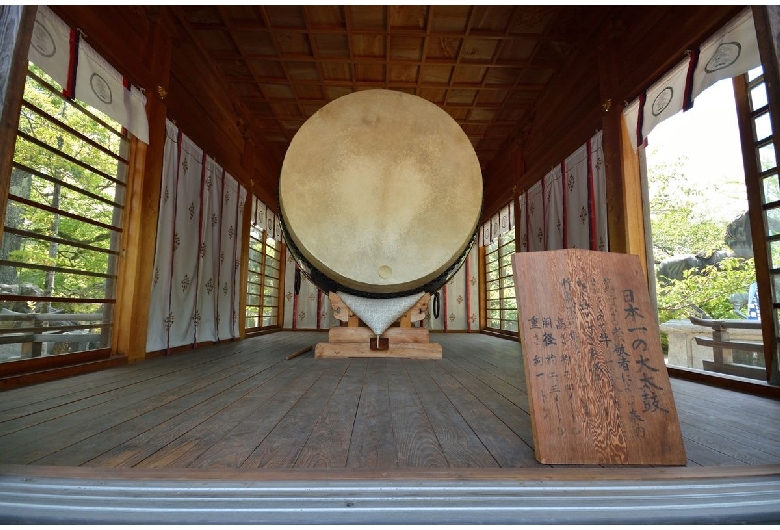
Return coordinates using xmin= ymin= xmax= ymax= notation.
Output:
xmin=112 ymin=11 xmax=172 ymax=362
xmin=0 ymin=6 xmax=36 ymax=244
xmin=749 ymin=5 xmax=780 ymax=383
xmin=597 ymin=32 xmax=648 ymax=281
xmin=237 ymin=140 xmax=256 ymax=339
xmin=478 ymin=245 xmax=486 ymax=331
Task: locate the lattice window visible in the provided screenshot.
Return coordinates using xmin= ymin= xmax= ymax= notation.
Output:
xmin=245 ymin=201 xmax=281 ymax=331
xmin=0 ymin=64 xmax=128 ymax=361
xmin=484 ymin=227 xmax=517 ymax=333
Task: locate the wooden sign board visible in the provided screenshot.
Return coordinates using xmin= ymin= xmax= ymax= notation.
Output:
xmin=512 ymin=250 xmax=686 ymax=465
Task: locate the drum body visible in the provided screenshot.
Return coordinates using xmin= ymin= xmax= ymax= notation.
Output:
xmin=279 ymin=89 xmax=483 ymax=298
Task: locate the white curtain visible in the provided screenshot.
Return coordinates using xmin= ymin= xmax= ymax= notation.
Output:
xmin=146 ymin=120 xmax=245 ymax=353
xmin=564 ymin=144 xmax=590 ymax=249
xmin=526 ymin=180 xmax=545 ymax=252
xmin=544 ymin=165 xmax=564 ymax=250
xmin=282 ymin=257 xmax=339 ymax=330
xmin=421 ymin=245 xmax=477 ymax=331
xmin=511 ymin=130 xmax=608 ymax=255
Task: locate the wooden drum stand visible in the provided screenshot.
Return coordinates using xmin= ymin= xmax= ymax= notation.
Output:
xmin=314 ymin=293 xmax=442 ymax=359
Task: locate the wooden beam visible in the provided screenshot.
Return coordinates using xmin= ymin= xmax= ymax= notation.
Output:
xmin=0 ymin=6 xmax=35 ymax=246
xmin=112 ymin=11 xmax=172 ymax=363
xmin=237 ymin=166 xmax=253 ymax=340
xmin=597 ymin=31 xmax=647 ymax=279
xmin=478 ymin=245 xmax=486 ymax=331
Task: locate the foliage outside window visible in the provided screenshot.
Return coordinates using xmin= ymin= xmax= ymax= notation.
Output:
xmin=245 ymin=208 xmax=281 ymax=331
xmin=485 ymin=228 xmax=517 ymax=333
xmin=649 ymin=73 xmax=762 ymax=370
xmin=0 ymin=64 xmax=127 ymax=362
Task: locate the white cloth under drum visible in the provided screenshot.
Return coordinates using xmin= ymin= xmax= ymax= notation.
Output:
xmin=337 ymin=291 xmax=424 ymax=337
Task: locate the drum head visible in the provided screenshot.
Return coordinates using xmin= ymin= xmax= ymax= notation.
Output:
xmin=279 ymin=89 xmax=482 ymax=296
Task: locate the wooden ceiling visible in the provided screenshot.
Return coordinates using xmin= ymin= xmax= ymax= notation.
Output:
xmin=173 ymin=5 xmax=614 ymax=170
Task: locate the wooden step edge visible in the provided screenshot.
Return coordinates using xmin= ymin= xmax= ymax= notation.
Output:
xmin=0 ymin=356 xmax=127 ymax=391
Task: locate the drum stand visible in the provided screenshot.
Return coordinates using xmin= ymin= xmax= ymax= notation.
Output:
xmin=314 ymin=293 xmax=442 ymax=359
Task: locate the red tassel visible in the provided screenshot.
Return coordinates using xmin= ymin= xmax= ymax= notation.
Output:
xmin=62 ymin=29 xmax=79 ymax=99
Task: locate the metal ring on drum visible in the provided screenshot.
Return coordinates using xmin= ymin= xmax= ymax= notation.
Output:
xmin=279 ymin=89 xmax=483 ymax=299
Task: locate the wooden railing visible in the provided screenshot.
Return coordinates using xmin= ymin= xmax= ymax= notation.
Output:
xmin=689 ymin=316 xmax=765 ymax=379
xmin=0 ymin=312 xmax=106 ymax=359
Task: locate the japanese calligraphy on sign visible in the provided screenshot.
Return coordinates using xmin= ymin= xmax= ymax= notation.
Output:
xmin=512 ymin=250 xmax=686 ymax=465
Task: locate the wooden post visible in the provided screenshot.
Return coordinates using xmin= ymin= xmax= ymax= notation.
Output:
xmin=112 ymin=11 xmax=172 ymax=362
xmin=0 ymin=6 xmax=36 ymax=245
xmin=711 ymin=325 xmax=733 ymax=365
xmin=237 ymin=141 xmax=256 ymax=339
xmin=478 ymin=245 xmax=486 ymax=331
xmin=276 ymin=242 xmax=286 ymax=328
xmin=597 ymin=30 xmax=648 ymax=281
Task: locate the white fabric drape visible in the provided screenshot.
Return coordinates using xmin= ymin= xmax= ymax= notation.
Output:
xmin=641 ymin=58 xmax=689 ymax=143
xmin=526 ymin=180 xmax=545 ymax=252
xmin=282 ymin=256 xmax=339 ymax=330
xmin=480 ymin=197 xmax=515 ymax=247
xmin=252 ymin=196 xmax=266 ymax=232
xmin=623 ymin=8 xmax=760 ymax=151
xmin=518 ymin=194 xmax=527 ymax=252
xmin=28 ymin=6 xmax=150 ymax=143
xmin=146 ymin=121 xmax=245 ymax=353
xmin=27 ymin=6 xmax=71 ymax=90
xmin=166 ymin=132 xmax=202 ymax=347
xmin=146 ymin=121 xmax=179 ymax=353
xmin=544 ymin=165 xmax=564 ymax=251
xmin=75 ymin=40 xmax=148 ymax=143
xmin=564 ymin=144 xmax=590 ymax=249
xmin=690 ymin=7 xmax=760 ymax=103
xmin=511 ymin=130 xmax=608 ymax=255
xmin=423 ymin=245 xmax=478 ymax=331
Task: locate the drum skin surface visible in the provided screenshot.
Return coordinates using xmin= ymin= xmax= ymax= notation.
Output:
xmin=279 ymin=89 xmax=482 ymax=296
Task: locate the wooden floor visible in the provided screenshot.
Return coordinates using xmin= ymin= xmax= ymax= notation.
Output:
xmin=1 ymin=332 xmax=779 ymax=470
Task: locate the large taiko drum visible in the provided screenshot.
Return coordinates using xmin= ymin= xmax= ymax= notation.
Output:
xmin=279 ymin=89 xmax=483 ymax=298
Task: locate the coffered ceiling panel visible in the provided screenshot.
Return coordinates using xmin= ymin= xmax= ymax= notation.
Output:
xmin=175 ymin=4 xmax=613 ymax=169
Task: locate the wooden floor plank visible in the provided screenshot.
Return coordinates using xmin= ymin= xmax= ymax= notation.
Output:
xmin=30 ymin=352 xmax=290 ymax=466
xmin=0 ymin=332 xmax=778 ymax=472
xmin=0 ymin=332 xmax=300 ymax=422
xmin=421 ymin=358 xmax=537 ymax=467
xmin=0 ymin=350 xmax=281 ymax=464
xmin=189 ymin=357 xmax=331 ymax=469
xmin=675 ymin=401 xmax=780 ymax=457
xmin=86 ymin=354 xmax=307 ymax=468
xmin=136 ymin=356 xmax=316 ymax=469
xmin=385 ymin=358 xmax=448 ymax=468
xmin=240 ymin=360 xmax=351 ymax=468
xmin=0 ymin=333 xmax=293 ymax=413
xmin=441 ymin=347 xmax=530 ymax=412
xmin=670 ymin=378 xmax=780 ymax=427
xmin=435 ymin=358 xmax=536 ymax=451
xmin=346 ymin=358 xmax=398 ymax=469
xmin=404 ymin=359 xmax=499 ymax=468
xmin=295 ymin=359 xmax=368 ymax=468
